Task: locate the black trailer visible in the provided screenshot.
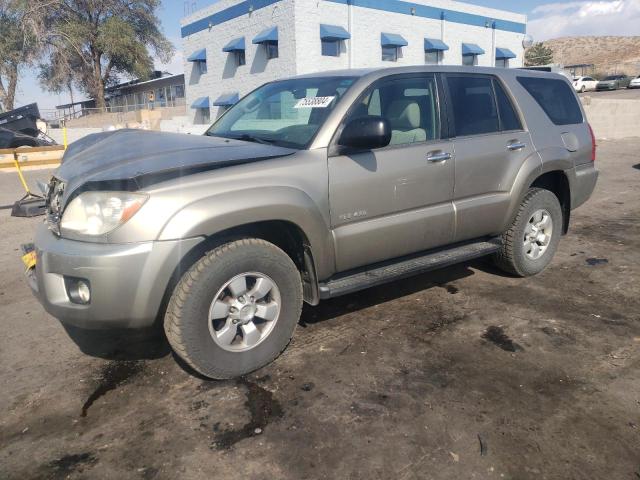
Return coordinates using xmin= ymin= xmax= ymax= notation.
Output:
xmin=0 ymin=103 xmax=41 ymax=136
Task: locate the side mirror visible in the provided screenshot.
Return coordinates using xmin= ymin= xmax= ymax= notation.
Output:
xmin=338 ymin=116 xmax=391 ymax=151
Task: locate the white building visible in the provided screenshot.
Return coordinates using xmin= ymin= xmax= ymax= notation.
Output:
xmin=181 ymin=0 xmax=528 ymax=123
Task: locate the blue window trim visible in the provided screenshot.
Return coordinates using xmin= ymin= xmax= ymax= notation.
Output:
xmin=182 ymin=0 xmax=525 ymax=38
xmin=320 ymin=24 xmax=351 ymax=41
xmin=187 ymin=49 xmax=207 ymax=62
xmin=191 ymin=97 xmax=210 ymax=109
xmin=253 ymin=26 xmax=278 ymax=44
xmin=462 ymin=43 xmax=485 ymax=56
xmin=213 ymin=92 xmax=240 ymax=106
xmin=495 ymin=47 xmax=516 ymax=59
xmin=222 ymin=37 xmax=246 ymax=52
xmin=381 ymin=32 xmax=408 ymax=47
xmin=424 ymin=38 xmax=449 ymax=52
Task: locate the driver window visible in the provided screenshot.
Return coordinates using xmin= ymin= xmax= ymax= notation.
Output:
xmin=349 ymin=76 xmax=440 ymax=146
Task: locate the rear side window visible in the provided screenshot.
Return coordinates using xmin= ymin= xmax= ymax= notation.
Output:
xmin=446 ymin=75 xmax=499 ymax=136
xmin=517 ymin=77 xmax=583 ymax=125
xmin=494 ymin=81 xmax=522 ymax=131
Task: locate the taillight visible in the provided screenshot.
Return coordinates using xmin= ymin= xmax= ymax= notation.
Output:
xmin=588 ymin=123 xmax=596 ymax=162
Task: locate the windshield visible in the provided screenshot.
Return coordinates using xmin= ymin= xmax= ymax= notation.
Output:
xmin=603 ymin=76 xmax=618 ymax=80
xmin=206 ymin=76 xmax=357 ymax=149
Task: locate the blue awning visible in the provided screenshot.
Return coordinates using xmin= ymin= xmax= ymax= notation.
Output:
xmin=320 ymin=24 xmax=351 ymax=41
xmin=222 ymin=37 xmax=245 ymax=52
xmin=462 ymin=43 xmax=485 ymax=56
xmin=191 ymin=97 xmax=210 ymax=109
xmin=381 ymin=32 xmax=408 ymax=47
xmin=252 ymin=27 xmax=278 ymax=44
xmin=213 ymin=92 xmax=239 ymax=106
xmin=495 ymin=47 xmax=516 ymax=59
xmin=187 ymin=49 xmax=207 ymax=62
xmin=424 ymin=38 xmax=449 ymax=52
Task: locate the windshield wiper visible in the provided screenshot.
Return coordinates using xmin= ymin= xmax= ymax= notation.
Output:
xmin=231 ymin=133 xmax=277 ymax=146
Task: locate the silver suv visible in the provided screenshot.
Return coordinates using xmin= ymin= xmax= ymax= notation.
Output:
xmin=26 ymin=67 xmax=598 ymax=378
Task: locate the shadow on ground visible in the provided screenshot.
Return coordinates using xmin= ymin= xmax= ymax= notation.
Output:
xmin=61 ymin=262 xmax=480 ymax=364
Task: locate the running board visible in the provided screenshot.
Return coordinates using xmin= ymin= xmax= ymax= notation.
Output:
xmin=318 ymin=238 xmax=502 ymax=299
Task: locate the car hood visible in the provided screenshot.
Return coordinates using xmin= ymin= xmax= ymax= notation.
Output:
xmin=54 ymin=129 xmax=296 ymax=202
xmin=598 ymin=80 xmax=616 ymax=84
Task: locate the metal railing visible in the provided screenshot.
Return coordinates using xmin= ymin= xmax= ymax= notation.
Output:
xmin=41 ymin=98 xmax=186 ymax=123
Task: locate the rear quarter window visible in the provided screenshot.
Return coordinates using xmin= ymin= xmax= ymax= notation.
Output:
xmin=517 ymin=77 xmax=583 ymax=126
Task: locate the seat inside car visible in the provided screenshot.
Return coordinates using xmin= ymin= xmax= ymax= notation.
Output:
xmin=387 ymin=99 xmax=427 ymax=145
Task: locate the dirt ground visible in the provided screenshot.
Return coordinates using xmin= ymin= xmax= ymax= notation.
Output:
xmin=1 ymin=139 xmax=639 ymax=480
xmin=579 ymin=87 xmax=640 ymax=99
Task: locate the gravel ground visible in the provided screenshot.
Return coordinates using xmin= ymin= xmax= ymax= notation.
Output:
xmin=1 ymin=139 xmax=639 ymax=480
xmin=579 ymin=87 xmax=640 ymax=99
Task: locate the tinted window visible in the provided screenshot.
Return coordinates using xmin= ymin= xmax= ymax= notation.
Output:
xmin=446 ymin=75 xmax=499 ymax=136
xmin=266 ymin=42 xmax=278 ymax=59
xmin=382 ymin=46 xmax=397 ymax=62
xmin=494 ymin=80 xmax=522 ymax=131
xmin=517 ymin=77 xmax=583 ymax=125
xmin=321 ymin=40 xmax=339 ymax=57
xmin=348 ymin=75 xmax=440 ymax=146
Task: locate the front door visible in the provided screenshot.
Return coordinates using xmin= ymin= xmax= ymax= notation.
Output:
xmin=328 ymin=74 xmax=455 ymax=272
xmin=442 ymin=73 xmax=534 ymax=242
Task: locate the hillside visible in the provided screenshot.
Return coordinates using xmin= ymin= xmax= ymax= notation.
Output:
xmin=541 ymin=36 xmax=640 ymax=76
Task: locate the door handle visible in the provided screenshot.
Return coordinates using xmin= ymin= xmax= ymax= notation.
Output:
xmin=426 ymin=152 xmax=452 ymax=163
xmin=507 ymin=142 xmax=527 ymax=152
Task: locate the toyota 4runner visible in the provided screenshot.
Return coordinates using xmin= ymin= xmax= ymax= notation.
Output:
xmin=26 ymin=66 xmax=598 ymax=378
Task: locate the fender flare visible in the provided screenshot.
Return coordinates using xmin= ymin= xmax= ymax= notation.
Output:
xmin=498 ymin=147 xmax=572 ymax=233
xmin=158 ymin=186 xmax=335 ymax=279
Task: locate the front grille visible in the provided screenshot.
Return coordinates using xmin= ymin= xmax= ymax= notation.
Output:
xmin=45 ymin=177 xmax=65 ymax=235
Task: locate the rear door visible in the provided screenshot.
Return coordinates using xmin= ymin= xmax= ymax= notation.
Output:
xmin=442 ymin=73 xmax=534 ymax=242
xmin=328 ymin=74 xmax=455 ymax=272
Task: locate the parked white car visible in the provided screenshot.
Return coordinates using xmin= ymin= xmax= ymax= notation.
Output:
xmin=573 ymin=76 xmax=598 ymax=93
xmin=628 ymin=76 xmax=640 ymax=89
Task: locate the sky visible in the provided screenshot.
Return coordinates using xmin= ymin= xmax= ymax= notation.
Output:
xmin=13 ymin=0 xmax=640 ymax=111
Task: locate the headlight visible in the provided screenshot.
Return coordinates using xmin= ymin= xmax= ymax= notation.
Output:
xmin=60 ymin=191 xmax=148 ymax=236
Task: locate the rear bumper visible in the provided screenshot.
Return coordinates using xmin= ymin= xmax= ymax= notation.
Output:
xmin=29 ymin=223 xmax=204 ymax=329
xmin=570 ymin=164 xmax=599 ymax=210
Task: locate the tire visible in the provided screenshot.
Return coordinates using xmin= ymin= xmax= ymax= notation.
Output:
xmin=164 ymin=238 xmax=303 ymax=379
xmin=580 ymin=86 xmax=586 ymax=93
xmin=493 ymin=188 xmax=563 ymax=277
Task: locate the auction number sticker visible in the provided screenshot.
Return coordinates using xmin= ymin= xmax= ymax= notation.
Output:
xmin=294 ymin=96 xmax=335 ymax=108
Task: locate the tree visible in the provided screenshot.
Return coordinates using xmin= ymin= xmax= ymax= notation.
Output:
xmin=525 ymin=42 xmax=554 ymax=67
xmin=0 ymin=1 xmax=38 ymax=112
xmin=42 ymin=0 xmax=174 ymax=109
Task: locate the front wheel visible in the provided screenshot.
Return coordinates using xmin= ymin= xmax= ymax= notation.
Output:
xmin=493 ymin=188 xmax=563 ymax=277
xmin=164 ymin=239 xmax=303 ymax=379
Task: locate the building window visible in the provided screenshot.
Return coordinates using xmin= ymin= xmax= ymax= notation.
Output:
xmin=496 ymin=58 xmax=508 ymax=68
xmin=201 ymin=108 xmax=210 ymax=124
xmin=462 ymin=54 xmax=477 ymax=66
xmin=321 ymin=39 xmax=340 ymax=57
xmin=265 ymin=41 xmax=278 ymax=59
xmin=425 ymin=51 xmax=441 ymax=65
xmin=382 ymin=45 xmax=398 ymax=62
xmin=236 ymin=50 xmax=246 ymax=66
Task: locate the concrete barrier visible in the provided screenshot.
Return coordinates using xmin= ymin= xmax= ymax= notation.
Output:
xmin=581 ymin=97 xmax=640 ymax=140
xmin=48 ymin=128 xmax=102 ymax=145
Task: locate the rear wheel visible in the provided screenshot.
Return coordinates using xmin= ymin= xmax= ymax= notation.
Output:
xmin=164 ymin=239 xmax=303 ymax=379
xmin=493 ymin=188 xmax=563 ymax=277
xmin=580 ymin=85 xmax=586 ymax=93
